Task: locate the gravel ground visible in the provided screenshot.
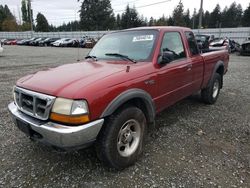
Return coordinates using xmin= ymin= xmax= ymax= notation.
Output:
xmin=0 ymin=46 xmax=249 ymax=188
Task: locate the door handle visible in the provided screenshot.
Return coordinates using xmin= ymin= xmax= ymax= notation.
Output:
xmin=186 ymin=64 xmax=192 ymax=71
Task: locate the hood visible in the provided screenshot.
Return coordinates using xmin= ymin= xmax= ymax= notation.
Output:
xmin=17 ymin=61 xmax=126 ymax=98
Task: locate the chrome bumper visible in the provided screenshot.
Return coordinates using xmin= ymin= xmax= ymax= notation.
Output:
xmin=8 ymin=102 xmax=104 ymax=149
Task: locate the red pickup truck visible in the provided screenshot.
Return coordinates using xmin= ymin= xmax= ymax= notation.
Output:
xmin=8 ymin=27 xmax=229 ymax=169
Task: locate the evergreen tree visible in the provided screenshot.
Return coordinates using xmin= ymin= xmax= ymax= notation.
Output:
xmin=155 ymin=15 xmax=168 ymax=26
xmin=242 ymin=3 xmax=250 ymax=27
xmin=36 ymin=12 xmax=49 ymax=32
xmin=120 ymin=5 xmax=143 ymax=29
xmin=221 ymin=2 xmax=243 ymax=27
xmin=56 ymin=21 xmax=80 ymax=31
xmin=236 ymin=4 xmax=243 ymax=26
xmin=167 ymin=16 xmax=174 ymax=26
xmin=21 ymin=0 xmax=33 ymax=31
xmin=209 ymin=4 xmax=221 ymax=28
xmin=184 ymin=9 xmax=191 ymax=28
xmin=116 ymin=14 xmax=121 ymax=29
xmin=2 ymin=18 xmax=18 ymax=31
xmin=21 ymin=0 xmax=28 ymax=23
xmin=79 ymin=0 xmax=115 ymax=31
xmin=203 ymin=11 xmax=210 ymax=28
xmin=191 ymin=8 xmax=198 ymax=29
xmin=172 ymin=0 xmax=185 ymax=26
xmin=27 ymin=1 xmax=33 ymax=24
xmin=149 ymin=17 xmax=155 ymax=26
xmin=0 ymin=4 xmax=16 ymax=31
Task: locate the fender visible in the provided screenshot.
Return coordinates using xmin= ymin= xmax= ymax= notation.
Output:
xmin=208 ymin=60 xmax=224 ymax=88
xmin=101 ymin=89 xmax=156 ymax=123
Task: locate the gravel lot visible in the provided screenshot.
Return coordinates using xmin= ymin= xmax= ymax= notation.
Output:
xmin=0 ymin=46 xmax=249 ymax=187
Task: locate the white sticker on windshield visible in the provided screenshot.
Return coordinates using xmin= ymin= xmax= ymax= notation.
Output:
xmin=133 ymin=35 xmax=154 ymax=42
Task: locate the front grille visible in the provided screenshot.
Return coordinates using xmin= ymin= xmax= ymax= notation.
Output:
xmin=14 ymin=87 xmax=56 ymax=120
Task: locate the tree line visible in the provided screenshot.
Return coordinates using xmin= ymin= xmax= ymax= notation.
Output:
xmin=0 ymin=0 xmax=250 ymax=32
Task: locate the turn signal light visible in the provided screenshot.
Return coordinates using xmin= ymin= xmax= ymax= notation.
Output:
xmin=50 ymin=113 xmax=90 ymax=125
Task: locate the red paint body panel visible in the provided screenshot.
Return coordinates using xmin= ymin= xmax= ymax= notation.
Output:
xmin=16 ymin=27 xmax=229 ymax=121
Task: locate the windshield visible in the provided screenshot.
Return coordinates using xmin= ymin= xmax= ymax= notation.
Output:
xmin=89 ymin=30 xmax=158 ymax=62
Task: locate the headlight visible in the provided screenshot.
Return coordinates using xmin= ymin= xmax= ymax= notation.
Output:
xmin=50 ymin=98 xmax=90 ymax=125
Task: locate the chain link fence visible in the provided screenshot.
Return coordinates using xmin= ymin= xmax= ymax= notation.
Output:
xmin=1 ymin=27 xmax=250 ymax=44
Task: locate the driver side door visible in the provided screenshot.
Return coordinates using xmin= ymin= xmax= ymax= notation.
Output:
xmin=155 ymin=31 xmax=193 ymax=112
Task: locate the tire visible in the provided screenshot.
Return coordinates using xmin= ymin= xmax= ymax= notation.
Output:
xmin=95 ymin=106 xmax=147 ymax=170
xmin=201 ymin=73 xmax=221 ymax=104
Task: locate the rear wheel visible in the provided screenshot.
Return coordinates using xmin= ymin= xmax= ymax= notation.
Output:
xmin=201 ymin=73 xmax=221 ymax=104
xmin=95 ymin=106 xmax=147 ymax=170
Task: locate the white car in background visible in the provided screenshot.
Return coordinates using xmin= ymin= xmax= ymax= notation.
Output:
xmin=0 ymin=42 xmax=3 ymax=53
xmin=51 ymin=38 xmax=71 ymax=47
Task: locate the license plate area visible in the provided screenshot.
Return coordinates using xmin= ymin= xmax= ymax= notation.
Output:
xmin=16 ymin=119 xmax=32 ymax=136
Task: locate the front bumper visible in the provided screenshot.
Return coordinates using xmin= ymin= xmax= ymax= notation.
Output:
xmin=8 ymin=102 xmax=104 ymax=149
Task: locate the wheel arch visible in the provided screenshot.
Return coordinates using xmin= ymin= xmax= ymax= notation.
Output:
xmin=209 ymin=60 xmax=224 ymax=88
xmin=101 ymin=89 xmax=156 ymax=124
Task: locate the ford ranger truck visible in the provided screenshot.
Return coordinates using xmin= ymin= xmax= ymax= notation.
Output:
xmin=8 ymin=27 xmax=229 ymax=169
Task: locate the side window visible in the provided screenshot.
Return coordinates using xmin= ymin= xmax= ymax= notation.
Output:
xmin=185 ymin=32 xmax=199 ymax=56
xmin=161 ymin=32 xmax=186 ymax=61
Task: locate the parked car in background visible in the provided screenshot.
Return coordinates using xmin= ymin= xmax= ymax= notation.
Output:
xmin=27 ymin=38 xmax=41 ymax=46
xmin=51 ymin=38 xmax=71 ymax=47
xmin=1 ymin=39 xmax=7 ymax=44
xmin=18 ymin=37 xmax=39 ymax=45
xmin=30 ymin=37 xmax=47 ymax=46
xmin=195 ymin=34 xmax=214 ymax=52
xmin=85 ymin=38 xmax=97 ymax=48
xmin=5 ymin=39 xmax=18 ymax=45
xmin=61 ymin=39 xmax=79 ymax=47
xmin=240 ymin=36 xmax=250 ymax=56
xmin=209 ymin=38 xmax=230 ymax=53
xmin=209 ymin=37 xmax=240 ymax=53
xmin=79 ymin=38 xmax=87 ymax=48
xmin=17 ymin=39 xmax=28 ymax=45
xmin=229 ymin=39 xmax=241 ymax=53
xmin=39 ymin=38 xmax=60 ymax=46
xmin=79 ymin=36 xmax=89 ymax=48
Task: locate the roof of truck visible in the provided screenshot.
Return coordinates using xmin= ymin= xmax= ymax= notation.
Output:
xmin=126 ymin=26 xmax=191 ymax=32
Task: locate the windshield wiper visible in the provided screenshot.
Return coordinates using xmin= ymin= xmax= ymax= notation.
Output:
xmin=85 ymin=55 xmax=98 ymax=61
xmin=105 ymin=53 xmax=137 ymax=63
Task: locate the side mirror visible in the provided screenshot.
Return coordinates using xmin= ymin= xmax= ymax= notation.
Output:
xmin=158 ymin=51 xmax=175 ymax=65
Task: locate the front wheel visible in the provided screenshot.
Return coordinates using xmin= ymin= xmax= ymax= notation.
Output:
xmin=201 ymin=73 xmax=222 ymax=104
xmin=95 ymin=106 xmax=147 ymax=170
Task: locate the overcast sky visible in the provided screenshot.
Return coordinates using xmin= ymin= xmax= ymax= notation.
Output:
xmin=1 ymin=0 xmax=250 ymax=26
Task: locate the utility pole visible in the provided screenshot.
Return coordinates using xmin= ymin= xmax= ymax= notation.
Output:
xmin=198 ymin=0 xmax=203 ymax=29
xmin=28 ymin=0 xmax=33 ymax=36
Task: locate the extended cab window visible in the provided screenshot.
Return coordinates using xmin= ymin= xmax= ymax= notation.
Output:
xmin=185 ymin=32 xmax=199 ymax=56
xmin=161 ymin=32 xmax=186 ymax=61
